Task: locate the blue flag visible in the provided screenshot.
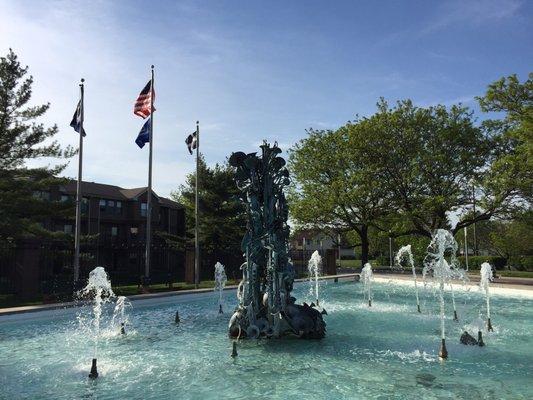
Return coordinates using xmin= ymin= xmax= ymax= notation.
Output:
xmin=135 ymin=118 xmax=151 ymax=148
xmin=70 ymin=100 xmax=86 ymax=137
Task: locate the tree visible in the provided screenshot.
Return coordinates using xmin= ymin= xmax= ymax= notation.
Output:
xmin=288 ymin=128 xmax=392 ymax=266
xmin=0 ymin=49 xmax=75 ymax=240
xmin=353 ymin=99 xmax=511 ymax=238
xmin=477 ymin=73 xmax=532 ymax=204
xmin=171 ymin=157 xmax=246 ymax=273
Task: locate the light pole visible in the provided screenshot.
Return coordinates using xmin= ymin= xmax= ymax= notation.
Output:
xmin=388 ymin=232 xmax=393 ymax=268
xmin=472 ymin=183 xmax=478 ymax=256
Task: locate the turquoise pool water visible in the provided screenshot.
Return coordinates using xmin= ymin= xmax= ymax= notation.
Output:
xmin=1 ymin=280 xmax=532 ymax=399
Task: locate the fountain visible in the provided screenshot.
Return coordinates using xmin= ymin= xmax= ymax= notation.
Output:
xmin=480 ymin=262 xmax=494 ymax=331
xmin=112 ymin=296 xmax=131 ymax=335
xmin=214 ymin=262 xmax=228 ymax=314
xmin=395 ymin=245 xmax=421 ymax=313
xmin=422 ymin=229 xmax=466 ymax=359
xmin=228 ymin=142 xmax=326 ymax=339
xmin=308 ymin=250 xmax=322 ymax=306
xmin=78 ymin=266 xmax=115 ymax=378
xmin=361 ymin=263 xmax=373 ymax=307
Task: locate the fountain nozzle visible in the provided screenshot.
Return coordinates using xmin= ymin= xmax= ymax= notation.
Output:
xmin=487 ymin=318 xmax=493 ymax=332
xmin=88 ymin=358 xmax=98 ymax=379
xmin=219 ymin=304 xmax=223 ymax=314
xmin=120 ymin=322 xmax=125 ymax=335
xmin=368 ymin=299 xmax=372 ymax=307
xmin=231 ymin=341 xmax=238 ymax=358
xmin=175 ymin=311 xmax=180 ymax=324
xmin=453 ymin=310 xmax=458 ymax=322
xmin=417 ymin=304 xmax=421 ymax=313
xmin=439 ymin=339 xmax=448 ymax=359
xmin=478 ymin=330 xmax=485 ymax=347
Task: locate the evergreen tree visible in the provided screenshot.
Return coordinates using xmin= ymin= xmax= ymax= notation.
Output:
xmin=171 ymin=157 xmax=246 ymax=274
xmin=0 ymin=49 xmax=75 ymax=240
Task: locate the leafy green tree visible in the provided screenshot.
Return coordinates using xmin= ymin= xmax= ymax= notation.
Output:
xmin=353 ymin=99 xmax=512 ymax=238
xmin=171 ymin=157 xmax=246 ymax=266
xmin=288 ymin=128 xmax=392 ymax=266
xmin=0 ymin=49 xmax=75 ymax=240
xmin=477 ymin=73 xmax=532 ymax=203
xmin=488 ymin=212 xmax=533 ymax=260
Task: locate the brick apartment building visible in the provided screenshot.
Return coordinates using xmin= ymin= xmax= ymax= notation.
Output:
xmin=4 ymin=180 xmax=188 ymax=296
xmin=37 ymin=180 xmax=185 ymax=241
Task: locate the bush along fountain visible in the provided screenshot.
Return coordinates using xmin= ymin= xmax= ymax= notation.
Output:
xmin=395 ymin=245 xmax=421 ymax=313
xmin=361 ymin=263 xmax=373 ymax=307
xmin=79 ymin=267 xmax=116 ymax=378
xmin=228 ymin=142 xmax=326 ymax=340
xmin=422 ymin=229 xmax=467 ymax=359
xmin=214 ymin=262 xmax=228 ymax=314
xmin=480 ymin=262 xmax=494 ymax=332
xmin=308 ymin=250 xmax=322 ymax=306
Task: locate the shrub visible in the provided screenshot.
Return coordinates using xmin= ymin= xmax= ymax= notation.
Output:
xmin=508 ymin=256 xmax=533 ymax=271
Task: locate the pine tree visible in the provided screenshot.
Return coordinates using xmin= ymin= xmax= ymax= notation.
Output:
xmin=0 ymin=49 xmax=75 ymax=240
xmin=171 ymin=157 xmax=247 ymax=275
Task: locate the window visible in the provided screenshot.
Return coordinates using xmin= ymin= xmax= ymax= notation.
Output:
xmin=99 ymin=199 xmax=106 ymax=212
xmin=33 ymin=191 xmax=50 ymax=200
xmin=130 ymin=227 xmax=138 ymax=235
xmin=61 ymin=194 xmax=70 ymax=202
xmin=81 ymin=198 xmax=89 ymax=214
xmin=111 ymin=226 xmax=118 ymax=236
xmin=141 ymin=202 xmax=147 ymax=217
xmin=64 ymin=224 xmax=73 ymax=234
xmin=108 ymin=200 xmax=115 ymax=208
xmin=115 ymin=201 xmax=122 ymax=215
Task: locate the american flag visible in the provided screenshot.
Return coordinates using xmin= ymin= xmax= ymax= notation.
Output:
xmin=133 ymin=80 xmax=155 ymax=118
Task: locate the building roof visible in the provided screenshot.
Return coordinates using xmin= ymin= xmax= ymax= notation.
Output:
xmin=61 ymin=181 xmax=183 ymax=209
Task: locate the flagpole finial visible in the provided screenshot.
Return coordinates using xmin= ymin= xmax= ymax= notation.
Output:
xmin=80 ymin=78 xmax=85 ymax=86
xmin=151 ymin=65 xmax=154 ymax=70
xmin=196 ymin=120 xmax=199 ymax=125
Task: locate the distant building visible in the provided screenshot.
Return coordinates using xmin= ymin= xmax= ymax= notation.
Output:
xmin=37 ymin=180 xmax=185 ymax=242
xmin=290 ymin=230 xmax=355 ymax=258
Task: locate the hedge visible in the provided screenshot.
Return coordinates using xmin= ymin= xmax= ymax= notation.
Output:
xmin=508 ymin=256 xmax=533 ymax=271
xmin=456 ymin=256 xmax=507 ymax=270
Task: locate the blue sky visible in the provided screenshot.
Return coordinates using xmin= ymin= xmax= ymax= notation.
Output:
xmin=1 ymin=0 xmax=531 ymax=197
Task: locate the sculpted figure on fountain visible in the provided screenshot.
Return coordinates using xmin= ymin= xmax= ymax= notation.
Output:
xmin=228 ymin=141 xmax=326 ymax=340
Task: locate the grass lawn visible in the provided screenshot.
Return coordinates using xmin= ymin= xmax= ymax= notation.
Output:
xmin=495 ymin=270 xmax=533 ymax=279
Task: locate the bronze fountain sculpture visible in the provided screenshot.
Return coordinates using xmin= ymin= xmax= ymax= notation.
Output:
xmin=228 ymin=142 xmax=326 ymax=340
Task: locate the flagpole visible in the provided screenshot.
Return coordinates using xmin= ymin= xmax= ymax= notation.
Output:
xmin=195 ymin=120 xmax=200 ymax=288
xmin=145 ymin=65 xmax=154 ymax=287
xmin=73 ymin=78 xmax=85 ymax=284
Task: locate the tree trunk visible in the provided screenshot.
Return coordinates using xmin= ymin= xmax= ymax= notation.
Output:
xmin=360 ymin=225 xmax=369 ymax=268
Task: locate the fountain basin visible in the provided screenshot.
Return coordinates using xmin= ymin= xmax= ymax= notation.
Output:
xmin=0 ymin=280 xmax=531 ymax=399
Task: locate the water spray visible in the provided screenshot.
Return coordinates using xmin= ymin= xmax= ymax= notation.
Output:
xmin=361 ymin=263 xmax=373 ymax=307
xmin=308 ymin=251 xmax=322 ymax=307
xmin=214 ymin=262 xmax=228 ymax=314
xmin=80 ymin=267 xmax=115 ymax=380
xmin=395 ymin=245 xmax=421 ymax=313
xmin=423 ymin=229 xmax=467 ymax=360
xmin=480 ymin=262 xmax=494 ymax=332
